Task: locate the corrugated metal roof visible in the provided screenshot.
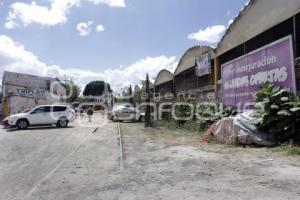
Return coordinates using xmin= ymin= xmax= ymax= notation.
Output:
xmin=174 ymin=45 xmax=214 ymax=76
xmin=134 ymin=85 xmax=141 ymax=92
xmin=154 ymin=69 xmax=173 ymax=86
xmin=216 ymin=0 xmax=300 ymax=56
xmin=141 ymin=81 xmax=154 ymax=90
xmin=217 ymin=0 xmax=254 ymax=50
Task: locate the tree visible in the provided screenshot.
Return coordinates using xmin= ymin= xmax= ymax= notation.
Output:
xmin=133 ymin=85 xmax=142 ymax=105
xmin=83 ymin=81 xmax=111 ymax=97
xmin=63 ymin=79 xmax=81 ymax=103
xmin=145 ymin=74 xmax=152 ymax=127
xmin=128 ymin=85 xmax=133 ymax=104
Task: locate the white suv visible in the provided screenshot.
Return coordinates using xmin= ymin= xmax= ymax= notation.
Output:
xmin=7 ymin=105 xmax=76 ymax=129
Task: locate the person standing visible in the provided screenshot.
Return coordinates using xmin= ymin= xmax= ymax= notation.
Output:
xmin=87 ymin=106 xmax=94 ymax=122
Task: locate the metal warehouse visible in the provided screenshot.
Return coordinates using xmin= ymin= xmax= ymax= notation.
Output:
xmin=153 ymin=0 xmax=300 ymax=107
xmin=212 ymin=0 xmax=300 ymax=108
xmin=154 ymin=69 xmax=174 ymax=101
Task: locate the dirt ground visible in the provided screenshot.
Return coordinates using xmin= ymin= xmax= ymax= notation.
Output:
xmin=1 ymin=115 xmax=300 ymax=200
xmin=118 ymin=122 xmax=300 ymax=200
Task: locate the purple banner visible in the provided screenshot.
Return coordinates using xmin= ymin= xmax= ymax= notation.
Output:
xmin=222 ymin=36 xmax=296 ymax=108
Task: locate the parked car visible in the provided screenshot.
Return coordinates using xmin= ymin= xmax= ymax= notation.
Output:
xmin=108 ymin=104 xmax=145 ymax=122
xmin=5 ymin=105 xmax=76 ymax=129
xmin=2 ymin=108 xmax=31 ymax=128
xmin=71 ymin=102 xmax=80 ymax=108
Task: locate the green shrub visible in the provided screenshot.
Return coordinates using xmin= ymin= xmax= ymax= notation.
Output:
xmin=273 ymin=145 xmax=300 ymax=156
xmin=286 ymin=146 xmax=300 ymax=156
xmin=173 ymin=100 xmax=237 ymax=132
xmin=157 ymin=100 xmax=238 ymax=133
xmin=173 ymin=99 xmax=197 ymax=127
xmin=255 ymin=83 xmax=300 ymax=143
xmin=222 ymin=107 xmax=238 ymax=117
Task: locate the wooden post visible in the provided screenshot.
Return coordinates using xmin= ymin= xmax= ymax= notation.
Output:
xmin=214 ymin=57 xmax=220 ymax=100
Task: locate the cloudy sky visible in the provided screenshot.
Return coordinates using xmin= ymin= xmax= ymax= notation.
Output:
xmin=0 ymin=0 xmax=248 ymax=92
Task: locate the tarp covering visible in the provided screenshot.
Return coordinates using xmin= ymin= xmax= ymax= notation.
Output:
xmin=202 ymin=111 xmax=274 ymax=146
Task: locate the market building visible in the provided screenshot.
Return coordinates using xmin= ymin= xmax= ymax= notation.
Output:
xmin=1 ymin=71 xmax=67 ymax=118
xmin=174 ymin=46 xmax=216 ymax=102
xmin=141 ymin=80 xmax=154 ymax=93
xmin=134 ymin=85 xmax=141 ymax=93
xmin=214 ymin=0 xmax=300 ymax=108
xmin=154 ymin=69 xmax=174 ymax=101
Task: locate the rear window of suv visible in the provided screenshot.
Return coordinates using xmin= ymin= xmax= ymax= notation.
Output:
xmin=53 ymin=106 xmax=67 ymax=112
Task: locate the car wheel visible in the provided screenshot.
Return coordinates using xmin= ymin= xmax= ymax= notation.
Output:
xmin=112 ymin=116 xmax=118 ymax=122
xmin=139 ymin=116 xmax=145 ymax=122
xmin=17 ymin=119 xmax=29 ymax=130
xmin=57 ymin=118 xmax=69 ymax=128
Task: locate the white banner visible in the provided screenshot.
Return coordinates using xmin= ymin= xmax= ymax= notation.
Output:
xmin=195 ymin=53 xmax=211 ymax=77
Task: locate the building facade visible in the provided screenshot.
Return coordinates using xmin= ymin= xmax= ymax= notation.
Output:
xmin=154 ymin=69 xmax=174 ymax=101
xmin=214 ymin=0 xmax=300 ymax=108
xmin=152 ymin=0 xmax=300 ymax=107
xmin=1 ymin=71 xmax=67 ymax=118
xmin=174 ymin=46 xmax=216 ymax=102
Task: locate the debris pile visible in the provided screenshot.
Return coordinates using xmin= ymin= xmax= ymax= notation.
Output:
xmin=202 ymin=111 xmax=274 ymax=146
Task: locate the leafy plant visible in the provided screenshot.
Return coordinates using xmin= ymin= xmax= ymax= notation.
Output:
xmin=273 ymin=145 xmax=300 ymax=156
xmin=83 ymin=80 xmax=111 ymax=96
xmin=221 ymin=107 xmax=238 ymax=117
xmin=62 ymin=79 xmax=81 ymax=103
xmin=172 ymin=99 xmax=197 ymax=127
xmin=255 ymin=83 xmax=300 ymax=143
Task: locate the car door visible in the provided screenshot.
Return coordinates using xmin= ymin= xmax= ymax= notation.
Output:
xmin=120 ymin=107 xmax=135 ymax=120
xmin=117 ymin=107 xmax=127 ymax=119
xmin=27 ymin=106 xmax=51 ymax=125
xmin=52 ymin=106 xmax=67 ymax=122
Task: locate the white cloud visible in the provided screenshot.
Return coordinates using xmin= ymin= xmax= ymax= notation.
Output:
xmin=228 ymin=19 xmax=234 ymax=26
xmin=0 ymin=35 xmax=52 ymax=76
xmin=87 ymin=0 xmax=126 ymax=7
xmin=245 ymin=0 xmax=251 ymax=6
xmin=0 ymin=35 xmax=176 ymax=92
xmin=5 ymin=0 xmax=126 ymax=29
xmin=101 ymin=56 xmax=177 ymax=89
xmin=5 ymin=1 xmax=77 ymax=29
xmin=76 ymin=21 xmax=94 ymax=36
xmin=96 ymin=24 xmax=105 ymax=32
xmin=188 ymin=25 xmax=226 ymax=44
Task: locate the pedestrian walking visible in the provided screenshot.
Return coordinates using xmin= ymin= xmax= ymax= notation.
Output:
xmin=87 ymin=106 xmax=94 ymax=122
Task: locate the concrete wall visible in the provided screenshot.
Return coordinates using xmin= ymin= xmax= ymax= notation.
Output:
xmin=2 ymin=72 xmax=66 ymax=117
